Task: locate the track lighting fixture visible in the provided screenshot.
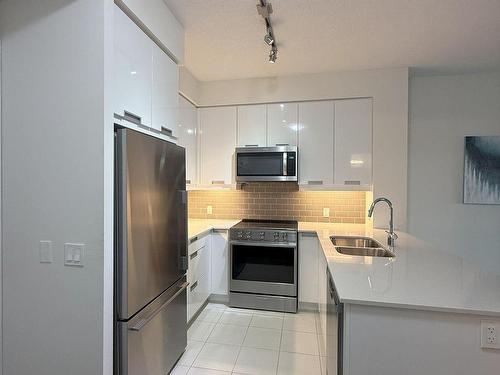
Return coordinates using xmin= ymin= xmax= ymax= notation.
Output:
xmin=257 ymin=0 xmax=278 ymax=63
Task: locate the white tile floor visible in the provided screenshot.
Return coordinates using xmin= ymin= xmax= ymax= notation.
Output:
xmin=171 ymin=303 xmax=325 ymax=375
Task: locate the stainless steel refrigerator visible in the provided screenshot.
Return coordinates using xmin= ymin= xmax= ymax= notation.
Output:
xmin=114 ymin=128 xmax=188 ymax=375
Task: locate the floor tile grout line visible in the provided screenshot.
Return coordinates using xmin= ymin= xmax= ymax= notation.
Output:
xmin=232 ymin=318 xmax=251 ymax=373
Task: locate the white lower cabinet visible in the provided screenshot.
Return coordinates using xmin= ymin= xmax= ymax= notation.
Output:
xmin=187 ymin=235 xmax=211 ymax=322
xmin=298 ymin=232 xmax=320 ymax=304
xmin=210 ymin=230 xmax=229 ymax=296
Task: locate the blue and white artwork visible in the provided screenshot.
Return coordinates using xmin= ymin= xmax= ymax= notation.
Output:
xmin=464 ymin=136 xmax=500 ymax=204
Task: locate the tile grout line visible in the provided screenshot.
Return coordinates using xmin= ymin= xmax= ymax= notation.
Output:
xmin=231 ymin=310 xmax=253 ymax=374
xmin=187 ymin=305 xmax=224 ymax=373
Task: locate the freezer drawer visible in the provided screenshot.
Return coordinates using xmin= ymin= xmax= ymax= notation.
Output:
xmin=117 ymin=278 xmax=188 ymax=375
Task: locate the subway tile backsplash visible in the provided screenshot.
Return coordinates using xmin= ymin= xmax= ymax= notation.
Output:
xmin=188 ymin=182 xmax=368 ymax=224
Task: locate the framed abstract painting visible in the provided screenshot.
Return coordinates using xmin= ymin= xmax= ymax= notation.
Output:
xmin=463 ymin=136 xmax=500 ymax=204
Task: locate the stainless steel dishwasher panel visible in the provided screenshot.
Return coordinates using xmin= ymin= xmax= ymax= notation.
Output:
xmin=327 ymin=270 xmax=343 ymax=375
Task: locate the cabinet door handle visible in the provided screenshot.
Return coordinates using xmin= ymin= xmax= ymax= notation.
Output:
xmin=212 ymin=229 xmax=228 ymax=234
xmin=308 ymin=180 xmax=323 ymax=185
xmin=161 ymin=126 xmax=173 ymax=136
xmin=344 ymin=180 xmax=361 ymax=185
xmin=300 ymin=232 xmax=317 ymax=238
xmin=124 ymin=110 xmax=141 ymax=125
xmin=244 ymin=144 xmax=258 ymax=147
xmin=276 ymin=143 xmax=289 ymax=146
xmin=190 ymin=281 xmax=198 ymax=291
xmin=212 ymin=180 xmax=225 ymax=185
xmin=186 ymin=179 xmax=192 ymax=184
xmin=190 ymin=251 xmax=198 ymax=259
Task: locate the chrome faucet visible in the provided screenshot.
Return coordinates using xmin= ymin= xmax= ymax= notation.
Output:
xmin=368 ymin=197 xmax=398 ymax=248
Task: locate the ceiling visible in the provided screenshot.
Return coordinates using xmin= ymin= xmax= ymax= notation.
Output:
xmin=164 ymin=0 xmax=500 ymax=82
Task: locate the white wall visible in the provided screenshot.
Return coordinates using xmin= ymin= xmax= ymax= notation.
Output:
xmin=0 ymin=1 xmax=110 ymax=374
xmin=184 ymin=68 xmax=409 ymax=229
xmin=408 ymin=72 xmax=500 ymax=274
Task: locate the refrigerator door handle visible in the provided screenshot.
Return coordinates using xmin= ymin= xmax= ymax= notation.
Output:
xmin=128 ymin=282 xmax=189 ymax=332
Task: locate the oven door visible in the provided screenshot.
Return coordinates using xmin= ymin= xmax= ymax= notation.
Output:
xmin=230 ymin=241 xmax=297 ymax=297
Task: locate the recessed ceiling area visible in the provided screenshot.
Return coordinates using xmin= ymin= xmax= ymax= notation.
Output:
xmin=164 ymin=0 xmax=500 ymax=82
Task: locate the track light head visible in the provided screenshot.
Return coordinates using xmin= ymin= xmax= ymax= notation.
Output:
xmin=264 ymin=32 xmax=274 ymax=46
xmin=269 ymin=47 xmax=277 ymax=64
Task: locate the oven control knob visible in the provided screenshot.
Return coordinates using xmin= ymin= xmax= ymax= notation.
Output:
xmin=273 ymin=232 xmax=280 ymax=241
xmin=282 ymin=233 xmax=288 ymax=241
xmin=259 ymin=232 xmax=265 ymax=240
xmin=245 ymin=231 xmax=252 ymax=239
xmin=237 ymin=231 xmax=243 ymax=238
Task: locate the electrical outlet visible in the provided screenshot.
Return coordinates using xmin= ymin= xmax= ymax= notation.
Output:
xmin=207 ymin=205 xmax=213 ymax=215
xmin=481 ymin=320 xmax=500 ymax=349
xmin=323 ymin=207 xmax=330 ymax=217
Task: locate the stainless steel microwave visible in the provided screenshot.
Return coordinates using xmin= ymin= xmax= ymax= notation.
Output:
xmin=235 ymin=146 xmax=298 ymax=182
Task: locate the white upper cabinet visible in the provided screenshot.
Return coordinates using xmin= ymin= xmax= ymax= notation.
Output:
xmin=298 ymin=101 xmax=335 ymax=186
xmin=199 ymin=107 xmax=237 ymax=185
xmin=334 ymin=98 xmax=373 ymax=187
xmin=151 ymin=44 xmax=179 ymax=135
xmin=177 ymin=95 xmax=198 ymax=185
xmin=115 ymin=0 xmax=184 ymax=62
xmin=267 ymin=103 xmax=298 ymax=147
xmin=113 ymin=5 xmax=152 ymax=126
xmin=237 ymin=105 xmax=267 ymax=147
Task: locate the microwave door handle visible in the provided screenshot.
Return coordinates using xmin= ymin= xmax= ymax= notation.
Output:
xmin=283 ymin=152 xmax=288 ymax=176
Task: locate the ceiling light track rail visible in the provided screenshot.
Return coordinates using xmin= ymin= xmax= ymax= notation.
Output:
xmin=257 ymin=0 xmax=278 ymax=63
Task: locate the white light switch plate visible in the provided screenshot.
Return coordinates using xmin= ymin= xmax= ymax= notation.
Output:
xmin=207 ymin=205 xmax=213 ymax=215
xmin=64 ymin=243 xmax=85 ymax=267
xmin=481 ymin=320 xmax=500 ymax=349
xmin=39 ymin=240 xmax=53 ymax=263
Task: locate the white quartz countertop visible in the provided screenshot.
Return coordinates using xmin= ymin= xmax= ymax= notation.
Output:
xmin=188 ymin=219 xmax=500 ymax=317
xmin=188 ymin=219 xmax=240 ymax=240
xmin=306 ymin=222 xmax=500 ymax=317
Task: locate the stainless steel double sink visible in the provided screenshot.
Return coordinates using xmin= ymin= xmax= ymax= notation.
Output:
xmin=330 ymin=236 xmax=395 ymax=257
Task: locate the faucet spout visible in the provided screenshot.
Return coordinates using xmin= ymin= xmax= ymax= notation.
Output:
xmin=368 ymin=197 xmax=398 ymax=248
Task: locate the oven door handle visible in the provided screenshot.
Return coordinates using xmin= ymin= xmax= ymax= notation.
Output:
xmin=230 ymin=240 xmax=297 ymax=248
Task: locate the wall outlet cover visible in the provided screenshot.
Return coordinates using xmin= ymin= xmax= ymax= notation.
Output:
xmin=481 ymin=320 xmax=500 ymax=349
xmin=323 ymin=207 xmax=330 ymax=217
xmin=207 ymin=205 xmax=213 ymax=215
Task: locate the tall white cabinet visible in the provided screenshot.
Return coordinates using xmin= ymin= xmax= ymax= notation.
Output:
xmin=152 ymin=46 xmax=179 ymax=134
xmin=334 ymin=98 xmax=372 ymax=187
xmin=178 ymin=95 xmax=198 ymax=185
xmin=237 ymin=105 xmax=267 ymax=147
xmin=113 ymin=5 xmax=179 ymax=136
xmin=298 ymin=101 xmax=335 ymax=186
xmin=199 ymin=107 xmax=237 ymax=185
xmin=113 ymin=5 xmax=153 ymax=127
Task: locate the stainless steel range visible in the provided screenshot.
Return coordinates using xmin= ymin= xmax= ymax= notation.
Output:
xmin=229 ymin=220 xmax=298 ymax=313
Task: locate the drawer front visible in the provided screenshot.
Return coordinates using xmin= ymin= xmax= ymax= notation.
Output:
xmin=188 ymin=249 xmax=200 ymax=284
xmin=188 ymin=234 xmax=209 ymax=255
